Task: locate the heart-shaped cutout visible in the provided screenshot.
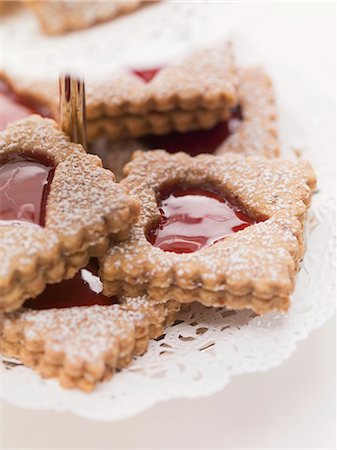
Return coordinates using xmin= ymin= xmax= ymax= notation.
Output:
xmin=147 ymin=185 xmax=255 ymax=253
xmin=0 ymin=155 xmax=55 ymax=226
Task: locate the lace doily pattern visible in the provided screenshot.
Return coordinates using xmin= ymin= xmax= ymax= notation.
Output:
xmin=1 ymin=197 xmax=335 ymax=420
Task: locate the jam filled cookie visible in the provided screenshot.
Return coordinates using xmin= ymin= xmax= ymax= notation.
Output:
xmin=0 ymin=115 xmax=139 ymax=312
xmin=87 ymin=66 xmax=278 ymax=180
xmin=86 ymin=44 xmax=238 ymax=141
xmin=0 ymin=65 xmax=277 ymax=161
xmin=0 ymin=44 xmax=238 ymax=141
xmin=136 ymin=66 xmax=278 ymax=157
xmin=25 ymin=0 xmax=150 ymax=35
xmin=0 ymin=260 xmax=179 ymax=391
xmin=101 ymin=150 xmax=316 ymax=313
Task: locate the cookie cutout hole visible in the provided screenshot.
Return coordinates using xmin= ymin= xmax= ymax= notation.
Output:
xmin=199 ymin=342 xmax=215 ymax=352
xmin=196 ymin=327 xmax=208 ymax=335
xmin=0 ymin=153 xmax=55 ymax=226
xmin=155 ymin=334 xmax=166 ymax=341
xmin=221 ymin=310 xmax=237 ymax=318
xmin=132 ymin=67 xmax=162 ymax=83
xmin=146 ymin=184 xmax=255 ymax=253
xmin=140 ymin=105 xmax=242 ymax=156
xmin=3 ymin=360 xmax=23 ymax=370
xmin=172 ymin=319 xmax=184 ymax=326
xmin=160 ymin=342 xmax=172 ymax=348
xmin=159 ymin=350 xmax=173 ymax=356
xmin=178 ymin=334 xmax=195 ymax=342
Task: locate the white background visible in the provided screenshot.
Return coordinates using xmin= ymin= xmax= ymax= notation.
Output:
xmin=1 ymin=1 xmax=336 ymax=448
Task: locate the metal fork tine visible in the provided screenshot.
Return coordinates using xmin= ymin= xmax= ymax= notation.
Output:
xmin=59 ymin=74 xmax=87 ymax=150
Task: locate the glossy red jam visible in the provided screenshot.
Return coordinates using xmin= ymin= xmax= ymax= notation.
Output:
xmin=0 ymin=94 xmax=34 ymax=131
xmin=140 ymin=106 xmax=242 ymax=156
xmin=147 ymin=186 xmax=255 ymax=253
xmin=132 ymin=67 xmax=162 ymax=83
xmin=0 ymin=155 xmax=54 ymax=226
xmin=0 ymin=80 xmax=51 ymax=131
xmin=24 ymin=260 xmax=117 ymax=310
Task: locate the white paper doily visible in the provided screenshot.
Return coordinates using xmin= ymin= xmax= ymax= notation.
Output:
xmin=1 ymin=2 xmax=335 ymax=421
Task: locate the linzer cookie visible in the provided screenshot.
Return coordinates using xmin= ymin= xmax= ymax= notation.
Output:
xmin=25 ymin=0 xmax=150 ymax=35
xmin=0 ymin=260 xmax=180 ymax=391
xmin=130 ymin=66 xmax=279 ymax=159
xmin=0 ymin=64 xmax=277 ymax=158
xmin=87 ymin=44 xmax=238 ymax=140
xmin=0 ymin=115 xmax=139 ymax=313
xmin=87 ymin=66 xmax=278 ymax=180
xmin=0 ymin=44 xmax=238 ymax=141
xmin=101 ymin=150 xmax=316 ymax=313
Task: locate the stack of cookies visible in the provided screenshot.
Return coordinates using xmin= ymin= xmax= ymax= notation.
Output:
xmin=0 ymin=41 xmax=316 ymax=391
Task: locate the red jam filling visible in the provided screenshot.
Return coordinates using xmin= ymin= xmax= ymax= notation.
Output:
xmin=132 ymin=67 xmax=162 ymax=83
xmin=0 ymin=155 xmax=55 ymax=226
xmin=140 ymin=106 xmax=242 ymax=156
xmin=0 ymin=80 xmax=51 ymax=131
xmin=131 ymin=67 xmax=242 ymax=154
xmin=24 ymin=260 xmax=117 ymax=310
xmin=147 ymin=185 xmax=255 ymax=253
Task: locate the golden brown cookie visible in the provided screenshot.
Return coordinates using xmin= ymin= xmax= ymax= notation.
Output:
xmin=1 ymin=65 xmax=276 ymax=178
xmin=0 ymin=44 xmax=238 ymax=141
xmin=0 ymin=293 xmax=179 ymax=391
xmin=86 ymin=44 xmax=238 ymax=140
xmin=0 ymin=1 xmax=20 ymax=15
xmin=0 ymin=115 xmax=139 ymax=313
xmin=86 ymin=66 xmax=279 ymax=181
xmin=101 ymin=150 xmax=316 ymax=313
xmin=24 ymin=0 xmax=150 ymax=35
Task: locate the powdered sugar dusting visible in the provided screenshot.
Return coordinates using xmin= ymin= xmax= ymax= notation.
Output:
xmin=0 ymin=293 xmax=179 ymax=389
xmin=1 ymin=43 xmax=238 ymax=121
xmin=87 ymin=66 xmax=280 ymax=179
xmin=102 ymin=150 xmax=315 ymax=304
xmin=216 ymin=67 xmax=279 ymax=158
xmin=46 ymin=151 xmax=138 ymax=239
xmin=124 ymin=151 xmax=315 ymax=221
xmin=0 ymin=225 xmax=59 ymax=282
xmin=3 ymin=305 xmax=141 ymax=362
xmin=0 ymin=116 xmax=139 ymax=311
xmin=0 ymin=0 xmax=333 ymax=419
